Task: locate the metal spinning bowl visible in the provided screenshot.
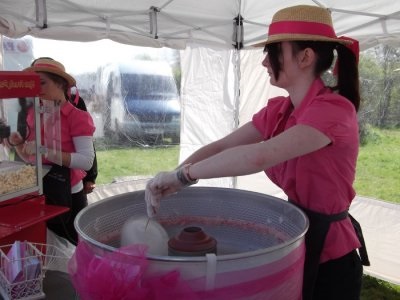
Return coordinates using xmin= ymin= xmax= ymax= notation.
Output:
xmin=74 ymin=187 xmax=308 ymax=296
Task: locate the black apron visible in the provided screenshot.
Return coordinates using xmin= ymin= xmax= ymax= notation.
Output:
xmin=42 ymin=164 xmax=72 ymax=224
xmin=289 ymin=200 xmax=370 ymax=300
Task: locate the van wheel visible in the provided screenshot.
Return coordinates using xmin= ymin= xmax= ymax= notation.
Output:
xmin=145 ymin=134 xmax=163 ymax=146
xmin=171 ymin=135 xmax=180 ymax=144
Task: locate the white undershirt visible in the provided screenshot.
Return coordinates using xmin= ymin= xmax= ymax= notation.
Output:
xmin=70 ymin=136 xmax=95 ymax=193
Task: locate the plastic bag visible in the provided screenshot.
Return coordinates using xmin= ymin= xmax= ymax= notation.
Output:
xmin=68 ymin=241 xmax=202 ymax=300
xmin=68 ymin=241 xmax=149 ymax=300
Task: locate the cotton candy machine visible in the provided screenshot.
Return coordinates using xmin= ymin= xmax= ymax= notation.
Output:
xmin=74 ymin=187 xmax=308 ymax=299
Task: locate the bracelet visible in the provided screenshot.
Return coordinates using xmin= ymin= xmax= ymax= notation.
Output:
xmin=176 ymin=167 xmax=190 ymax=186
xmin=176 ymin=164 xmax=199 ymax=186
xmin=185 ymin=164 xmax=197 ymax=182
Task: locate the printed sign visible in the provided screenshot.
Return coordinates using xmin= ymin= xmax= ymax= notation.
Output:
xmin=0 ymin=72 xmax=40 ymax=98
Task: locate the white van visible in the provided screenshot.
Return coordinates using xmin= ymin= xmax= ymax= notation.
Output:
xmin=95 ymin=60 xmax=181 ymax=145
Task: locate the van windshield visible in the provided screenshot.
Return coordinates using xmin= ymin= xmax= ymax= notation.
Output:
xmin=121 ymin=73 xmax=178 ymax=100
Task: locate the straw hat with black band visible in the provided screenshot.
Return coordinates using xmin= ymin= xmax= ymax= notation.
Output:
xmin=23 ymin=57 xmax=76 ymax=87
xmin=255 ymin=5 xmax=353 ymax=47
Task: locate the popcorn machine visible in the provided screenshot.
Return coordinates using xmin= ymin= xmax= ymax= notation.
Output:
xmin=0 ymin=71 xmax=68 ymax=246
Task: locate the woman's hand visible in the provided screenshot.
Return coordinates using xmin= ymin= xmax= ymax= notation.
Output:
xmin=7 ymin=132 xmax=30 ymax=162
xmin=8 ymin=131 xmax=24 ymax=146
xmin=23 ymin=141 xmax=36 ymax=155
xmin=83 ymin=181 xmax=96 ymax=194
xmin=145 ymin=165 xmax=199 ymax=217
xmin=145 ymin=170 xmax=185 ymax=217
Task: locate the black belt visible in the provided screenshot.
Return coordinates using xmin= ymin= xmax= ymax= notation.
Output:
xmin=288 ymin=199 xmax=370 ymax=300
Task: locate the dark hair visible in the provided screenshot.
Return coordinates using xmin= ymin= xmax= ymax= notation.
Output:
xmin=264 ymin=41 xmax=360 ymax=111
xmin=334 ymin=44 xmax=360 ymax=111
xmin=31 ymin=57 xmax=48 ymax=65
xmin=264 ymin=42 xmax=281 ymax=80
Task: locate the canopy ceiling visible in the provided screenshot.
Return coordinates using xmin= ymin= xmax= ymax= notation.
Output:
xmin=0 ymin=0 xmax=399 ymax=50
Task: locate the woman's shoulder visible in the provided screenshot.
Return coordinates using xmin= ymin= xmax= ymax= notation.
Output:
xmin=63 ymin=101 xmax=92 ymax=118
xmin=311 ymin=91 xmax=357 ymax=116
xmin=268 ymin=95 xmax=290 ymax=104
xmin=62 ymin=101 xmax=95 ymax=133
xmin=266 ymin=95 xmax=291 ymax=113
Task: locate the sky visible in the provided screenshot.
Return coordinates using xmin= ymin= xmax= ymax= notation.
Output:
xmin=32 ymin=38 xmax=173 ymax=75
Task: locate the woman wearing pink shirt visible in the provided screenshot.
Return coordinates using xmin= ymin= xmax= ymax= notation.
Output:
xmin=146 ymin=5 xmax=368 ymax=300
xmin=10 ymin=58 xmax=95 ymax=245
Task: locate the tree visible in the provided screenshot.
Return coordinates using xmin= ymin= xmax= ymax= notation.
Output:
xmin=377 ymin=45 xmax=400 ymax=127
xmin=359 ymin=45 xmax=400 ymax=129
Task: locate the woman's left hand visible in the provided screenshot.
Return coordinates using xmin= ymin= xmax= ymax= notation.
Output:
xmin=83 ymin=181 xmax=96 ymax=194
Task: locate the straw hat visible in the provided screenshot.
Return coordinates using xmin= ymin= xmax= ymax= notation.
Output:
xmin=24 ymin=57 xmax=76 ymax=87
xmin=255 ymin=5 xmax=352 ymax=47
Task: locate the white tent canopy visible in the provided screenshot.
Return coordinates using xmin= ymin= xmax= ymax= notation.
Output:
xmin=1 ymin=0 xmax=399 ymax=285
xmin=0 ymin=0 xmax=399 ymax=50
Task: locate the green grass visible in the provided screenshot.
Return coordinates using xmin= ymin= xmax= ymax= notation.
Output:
xmin=355 ymin=128 xmax=400 ymax=203
xmin=96 ymin=146 xmax=179 ymax=184
xmin=96 ymin=129 xmax=400 ymax=204
xmin=362 ymin=275 xmax=400 ymax=300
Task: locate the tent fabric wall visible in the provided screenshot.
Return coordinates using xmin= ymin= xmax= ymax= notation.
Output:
xmin=179 ymin=44 xmax=288 ymax=191
xmin=236 ymin=48 xmax=288 ymax=196
xmin=350 ymin=196 xmax=400 ymax=285
xmin=179 ymin=44 xmax=237 ymax=188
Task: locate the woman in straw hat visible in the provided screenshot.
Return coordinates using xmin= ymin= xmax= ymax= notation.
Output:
xmin=10 ymin=57 xmax=96 ymax=245
xmin=146 ymin=5 xmax=366 ymax=300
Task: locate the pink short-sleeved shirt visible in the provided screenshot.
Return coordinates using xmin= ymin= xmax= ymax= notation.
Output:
xmin=252 ymin=78 xmax=361 ymax=263
xmin=27 ymin=101 xmax=95 ymax=187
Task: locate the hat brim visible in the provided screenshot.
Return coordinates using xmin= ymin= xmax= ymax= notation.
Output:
xmin=23 ymin=66 xmax=76 ymax=87
xmin=252 ymin=34 xmax=353 ymax=48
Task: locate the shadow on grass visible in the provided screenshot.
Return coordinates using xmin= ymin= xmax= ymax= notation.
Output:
xmin=361 ymin=275 xmax=400 ymax=300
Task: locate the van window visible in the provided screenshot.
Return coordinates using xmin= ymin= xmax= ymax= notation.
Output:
xmin=121 ymin=74 xmax=178 ymax=100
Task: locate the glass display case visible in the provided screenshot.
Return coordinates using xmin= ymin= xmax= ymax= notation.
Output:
xmin=0 ymin=71 xmax=68 ymax=246
xmin=0 ymin=71 xmax=43 ymax=203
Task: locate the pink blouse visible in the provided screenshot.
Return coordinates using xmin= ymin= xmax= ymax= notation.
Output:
xmin=26 ymin=101 xmax=95 ymax=188
xmin=252 ymin=78 xmax=361 ymax=263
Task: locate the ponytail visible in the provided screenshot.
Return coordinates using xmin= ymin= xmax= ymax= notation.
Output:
xmin=334 ymin=44 xmax=360 ymax=111
xmin=292 ymin=40 xmax=360 ymax=112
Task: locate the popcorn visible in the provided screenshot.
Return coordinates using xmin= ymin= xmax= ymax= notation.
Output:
xmin=0 ymin=165 xmax=37 ymax=195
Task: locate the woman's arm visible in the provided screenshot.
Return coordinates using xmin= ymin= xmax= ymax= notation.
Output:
xmin=67 ymin=136 xmax=95 ymax=170
xmin=57 ymin=136 xmax=94 ymax=170
xmin=180 ymin=122 xmax=263 ymax=166
xmin=188 ymin=124 xmax=331 ymax=180
xmin=146 ymin=123 xmax=331 ymax=215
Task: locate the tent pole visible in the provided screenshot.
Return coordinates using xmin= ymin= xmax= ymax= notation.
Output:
xmin=232 ymin=48 xmax=241 ymax=189
xmin=35 ymin=0 xmax=48 ymax=28
xmin=232 ymin=10 xmax=243 ymax=188
xmin=149 ymin=6 xmax=159 ymax=39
